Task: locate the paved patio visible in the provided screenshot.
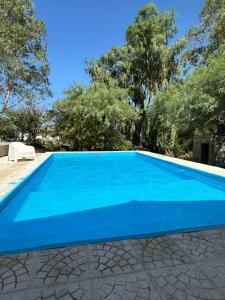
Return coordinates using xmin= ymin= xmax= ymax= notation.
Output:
xmin=1 ymin=229 xmax=225 ymax=299
xmin=0 ymin=156 xmax=30 ymax=181
xmin=1 ymin=155 xmax=225 ymax=299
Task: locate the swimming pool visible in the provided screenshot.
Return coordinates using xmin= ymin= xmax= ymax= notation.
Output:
xmin=1 ymin=151 xmax=225 ymax=254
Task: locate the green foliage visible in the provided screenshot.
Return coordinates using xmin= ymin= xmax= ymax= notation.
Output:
xmin=3 ymin=0 xmax=224 ymax=160
xmin=86 ymin=3 xmax=186 ymax=146
xmin=126 ymin=3 xmax=183 ymax=96
xmin=0 ymin=107 xmax=44 ymax=144
xmin=61 ymin=1 xmax=225 ymax=158
xmin=86 ymin=47 xmax=128 ymax=88
xmin=180 ymin=46 xmax=225 ymax=137
xmin=0 ymin=112 xmax=16 ymax=140
xmin=184 ymin=0 xmax=225 ymax=65
xmin=150 ymin=46 xmax=225 ymax=158
xmin=52 ymin=83 xmax=137 ymax=150
xmin=0 ymin=0 xmax=51 ymax=111
xmin=147 ymin=83 xmax=193 ymax=156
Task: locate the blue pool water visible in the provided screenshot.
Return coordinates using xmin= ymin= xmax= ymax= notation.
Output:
xmin=1 ymin=151 xmax=225 ymax=254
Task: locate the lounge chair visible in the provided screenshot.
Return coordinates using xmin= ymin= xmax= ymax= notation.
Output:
xmin=8 ymin=142 xmax=36 ymax=162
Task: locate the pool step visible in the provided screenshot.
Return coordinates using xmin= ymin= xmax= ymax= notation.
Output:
xmin=13 ymin=178 xmax=225 ymax=222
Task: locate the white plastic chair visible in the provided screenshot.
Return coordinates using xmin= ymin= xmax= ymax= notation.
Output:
xmin=8 ymin=142 xmax=36 ymax=162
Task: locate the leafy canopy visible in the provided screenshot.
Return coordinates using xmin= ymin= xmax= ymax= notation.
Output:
xmin=185 ymin=0 xmax=225 ymax=65
xmin=0 ymin=0 xmax=51 ymax=111
xmin=0 ymin=106 xmax=44 ymax=144
xmin=86 ymin=3 xmax=186 ymax=146
xmin=52 ymin=83 xmax=137 ymax=150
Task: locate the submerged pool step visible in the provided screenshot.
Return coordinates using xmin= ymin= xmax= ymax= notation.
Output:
xmin=13 ymin=178 xmax=225 ymax=222
xmin=14 ymin=189 xmax=147 ymax=221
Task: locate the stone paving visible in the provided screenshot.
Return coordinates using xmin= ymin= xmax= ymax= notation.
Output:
xmin=1 ymin=229 xmax=225 ymax=299
xmin=0 ymin=153 xmax=51 ymax=198
xmin=0 ymin=158 xmax=28 ymax=181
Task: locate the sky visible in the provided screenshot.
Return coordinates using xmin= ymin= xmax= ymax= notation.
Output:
xmin=34 ymin=0 xmax=205 ymax=105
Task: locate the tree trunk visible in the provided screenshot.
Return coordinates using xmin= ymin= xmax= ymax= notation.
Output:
xmin=3 ymin=85 xmax=10 ymax=111
xmin=139 ymin=109 xmax=146 ymax=148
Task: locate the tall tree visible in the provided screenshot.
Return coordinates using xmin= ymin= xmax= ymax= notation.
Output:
xmin=86 ymin=3 xmax=185 ymax=146
xmin=0 ymin=0 xmax=51 ymax=112
xmin=126 ymin=3 xmax=185 ymax=146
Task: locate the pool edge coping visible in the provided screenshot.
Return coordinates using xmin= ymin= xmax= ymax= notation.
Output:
xmin=138 ymin=150 xmax=225 ymax=178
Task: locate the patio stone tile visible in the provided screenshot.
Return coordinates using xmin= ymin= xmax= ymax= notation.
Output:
xmin=171 ymin=231 xmax=225 ymax=261
xmin=0 ymin=253 xmax=33 ymax=292
xmin=130 ymin=236 xmax=190 ymax=269
xmin=175 ymin=228 xmax=225 ymax=244
xmin=198 ymin=257 xmax=225 ymax=294
xmin=2 ymin=229 xmax=225 ymax=299
xmin=202 ymin=228 xmax=225 ymax=245
xmin=0 ymin=290 xmax=26 ymax=300
xmin=32 ymin=246 xmax=89 ymax=287
xmin=92 ymin=271 xmax=161 ymax=300
xmin=26 ymin=281 xmax=91 ymax=300
xmin=88 ymin=240 xmax=143 ymax=277
xmin=149 ymin=263 xmax=225 ymax=300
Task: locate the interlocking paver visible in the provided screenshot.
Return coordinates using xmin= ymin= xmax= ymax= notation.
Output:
xmin=203 ymin=228 xmax=225 ymax=246
xmin=32 ymin=246 xmax=89 ymax=287
xmin=88 ymin=241 xmax=143 ymax=276
xmin=0 ymin=291 xmax=26 ymax=300
xmin=131 ymin=236 xmax=190 ymax=269
xmin=149 ymin=263 xmax=225 ymax=300
xmin=0 ymin=253 xmax=32 ymax=292
xmin=198 ymin=257 xmax=225 ymax=293
xmin=92 ymin=272 xmax=160 ymax=299
xmin=171 ymin=231 xmax=225 ymax=261
xmin=0 ymin=230 xmax=225 ymax=299
xmin=26 ymin=281 xmax=90 ymax=300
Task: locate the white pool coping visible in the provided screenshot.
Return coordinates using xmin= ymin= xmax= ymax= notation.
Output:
xmin=138 ymin=150 xmax=225 ymax=178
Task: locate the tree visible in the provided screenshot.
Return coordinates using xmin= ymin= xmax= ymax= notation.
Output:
xmin=180 ymin=46 xmax=225 ymax=158
xmin=0 ymin=112 xmax=17 ymax=141
xmin=147 ymin=44 xmax=225 ymax=160
xmin=185 ymin=0 xmax=225 ymax=65
xmin=0 ymin=0 xmax=51 ymax=112
xmin=52 ymin=83 xmax=137 ymax=150
xmin=126 ymin=3 xmax=186 ymax=146
xmin=0 ymin=107 xmax=44 ymax=144
xmin=19 ymin=107 xmax=44 ymax=144
xmin=50 ymin=84 xmax=87 ymax=139
xmin=147 ymin=83 xmax=193 ymax=156
xmin=86 ymin=47 xmax=128 ymax=88
xmin=86 ymin=3 xmax=185 ymax=147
